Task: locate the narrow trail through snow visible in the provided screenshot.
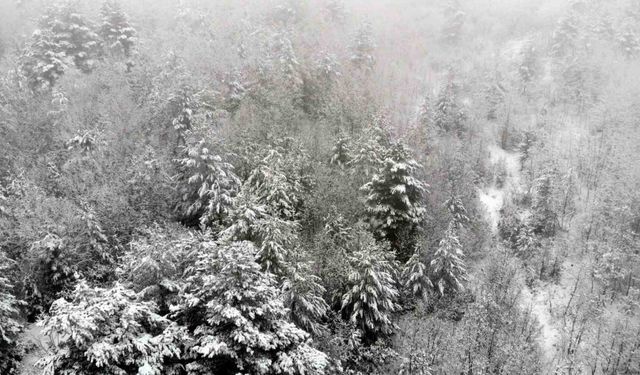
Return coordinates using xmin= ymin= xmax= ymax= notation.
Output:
xmin=478 ymin=142 xmax=560 ymax=370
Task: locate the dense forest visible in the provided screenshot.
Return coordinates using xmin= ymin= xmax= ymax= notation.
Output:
xmin=0 ymin=0 xmax=639 ymax=374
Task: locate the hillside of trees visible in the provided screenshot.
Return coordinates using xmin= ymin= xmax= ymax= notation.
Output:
xmin=1 ymin=0 xmax=639 ymax=374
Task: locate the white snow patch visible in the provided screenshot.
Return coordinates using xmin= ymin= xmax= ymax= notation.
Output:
xmin=520 ymin=287 xmax=560 ymax=367
xmin=478 ymin=144 xmax=522 ymax=233
xmin=478 ymin=186 xmax=503 ymax=233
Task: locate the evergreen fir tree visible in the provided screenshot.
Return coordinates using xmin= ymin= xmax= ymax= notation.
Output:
xmin=174 ymin=138 xmax=240 ymax=229
xmin=402 ymin=247 xmax=432 ymax=303
xmin=515 ymin=225 xmax=539 ymax=259
xmin=329 ymin=134 xmax=353 ymax=168
xmin=0 ymin=252 xmax=22 ymax=374
xmin=99 ymin=0 xmax=136 ymax=57
xmin=341 ymin=231 xmax=399 ymax=342
xmin=485 ymin=79 xmax=505 ymax=120
xmin=178 ymin=241 xmax=329 ymax=374
xmin=519 ymin=42 xmax=537 ymax=86
xmin=361 ymin=142 xmax=428 ymax=254
xmin=20 ymin=1 xmax=101 ymax=89
xmin=244 ymin=149 xmax=303 ymax=222
xmin=349 ymin=120 xmax=391 ymax=177
xmin=37 ymin=2 xmax=101 ymax=73
xmin=282 ymin=261 xmax=329 ymax=335
xmin=20 ymin=29 xmax=67 ymax=90
xmin=273 ymin=32 xmax=303 ymax=90
xmin=350 ymin=22 xmax=376 ymax=71
xmin=531 ymin=171 xmax=558 ymax=236
xmin=40 ymin=282 xmax=179 ymax=374
xmin=430 ymin=221 xmax=467 ymax=295
xmin=551 ymin=14 xmax=579 ymax=58
xmin=445 ymin=195 xmax=470 ymax=229
xmin=417 ymin=93 xmax=432 ymax=130
xmin=222 ymin=188 xmax=298 ymax=276
xmin=433 ymin=78 xmax=466 ymax=133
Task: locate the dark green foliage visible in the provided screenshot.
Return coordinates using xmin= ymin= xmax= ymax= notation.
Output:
xmin=283 ymin=261 xmax=329 ymax=335
xmin=175 ymin=241 xmax=329 ymax=374
xmin=173 ymin=138 xmax=240 ymax=229
xmin=0 ymin=252 xmax=23 ymax=374
xmin=361 ymin=142 xmax=428 ymax=258
xmin=531 ymin=171 xmax=558 ymax=237
xmin=402 ymin=247 xmax=432 ymax=303
xmin=341 ymin=230 xmax=399 ymax=342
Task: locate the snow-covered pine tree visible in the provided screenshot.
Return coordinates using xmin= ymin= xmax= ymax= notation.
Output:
xmin=402 ymin=247 xmax=432 ymax=303
xmin=433 ymin=77 xmax=466 ymax=133
xmin=244 ymin=148 xmax=303 ymax=221
xmin=350 ymin=22 xmax=376 ymax=71
xmin=39 ymin=282 xmax=180 ymax=374
xmin=37 ymin=2 xmax=101 ymax=73
xmin=515 ymin=224 xmax=539 ymax=259
xmin=485 ymin=78 xmax=506 ymax=120
xmin=282 ymin=260 xmax=329 ymax=335
xmin=417 ymin=93 xmax=432 ymax=130
xmin=20 ymin=1 xmax=101 ymax=90
xmin=341 ymin=231 xmax=399 ymax=342
xmin=173 ymin=138 xmax=240 ymax=229
xmin=430 ymin=221 xmax=467 ymax=296
xmin=551 ymin=14 xmax=579 ymax=58
xmin=0 ymin=252 xmax=23 ymax=374
xmin=361 ymin=142 xmax=428 ymax=255
xmin=178 ymin=241 xmax=329 ymax=374
xmin=99 ymin=0 xmax=136 ymax=57
xmin=519 ymin=41 xmax=537 ymax=87
xmin=273 ymin=32 xmax=303 ymax=90
xmin=445 ymin=195 xmax=470 ymax=229
xmin=329 ymin=134 xmax=353 ymax=168
xmin=348 ymin=120 xmax=391 ymax=178
xmin=20 ymin=29 xmax=67 ymax=90
xmin=168 ymin=86 xmax=195 ymax=146
xmin=222 ymin=187 xmax=298 ymax=276
xmin=531 ymin=171 xmax=558 ymax=236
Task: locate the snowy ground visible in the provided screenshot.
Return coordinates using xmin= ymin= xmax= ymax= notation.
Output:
xmin=478 ymin=142 xmax=561 ymax=371
xmin=17 ymin=323 xmax=50 ymax=374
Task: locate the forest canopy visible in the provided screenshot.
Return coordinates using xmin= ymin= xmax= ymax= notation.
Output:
xmin=0 ymin=0 xmax=639 ymax=374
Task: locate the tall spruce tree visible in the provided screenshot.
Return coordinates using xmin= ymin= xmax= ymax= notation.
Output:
xmin=282 ymin=261 xmax=329 ymax=336
xmin=402 ymin=247 xmax=432 ymax=303
xmin=341 ymin=231 xmax=399 ymax=342
xmin=433 ymin=77 xmax=466 ymax=133
xmin=99 ymin=0 xmax=136 ymax=57
xmin=173 ymin=138 xmax=240 ymax=229
xmin=20 ymin=1 xmax=101 ymax=90
xmin=350 ymin=22 xmax=376 ymax=71
xmin=430 ymin=221 xmax=467 ymax=295
xmin=178 ymin=241 xmax=329 ymax=374
xmin=0 ymin=253 xmax=22 ymax=374
xmin=361 ymin=142 xmax=428 ymax=258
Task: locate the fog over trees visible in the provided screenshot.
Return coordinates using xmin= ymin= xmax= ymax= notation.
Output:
xmin=1 ymin=0 xmax=639 ymax=374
